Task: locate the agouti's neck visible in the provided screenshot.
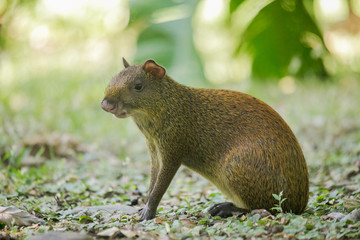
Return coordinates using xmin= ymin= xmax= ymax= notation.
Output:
xmin=131 ymin=76 xmax=191 ymax=137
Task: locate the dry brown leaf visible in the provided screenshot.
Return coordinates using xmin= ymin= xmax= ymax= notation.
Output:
xmin=280 ymin=217 xmax=289 ymax=225
xmin=179 ymin=218 xmax=196 ymax=227
xmin=0 ymin=231 xmax=24 ymax=240
xmin=154 ymin=217 xmax=163 ymax=224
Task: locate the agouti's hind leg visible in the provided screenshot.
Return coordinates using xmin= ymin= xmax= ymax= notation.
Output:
xmin=208 ymin=202 xmax=249 ymax=218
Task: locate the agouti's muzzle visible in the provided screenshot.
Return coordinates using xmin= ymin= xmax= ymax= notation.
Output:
xmin=101 ymin=98 xmax=116 ymax=112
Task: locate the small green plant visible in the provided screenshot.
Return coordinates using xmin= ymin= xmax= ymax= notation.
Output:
xmin=271 ymin=191 xmax=287 ymax=213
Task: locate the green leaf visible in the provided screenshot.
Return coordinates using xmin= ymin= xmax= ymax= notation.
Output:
xmin=316 ymin=195 xmax=326 ymax=202
xmin=272 ymin=193 xmax=280 ymax=201
xmin=79 ymin=215 xmax=93 ymax=224
xmin=305 ymin=224 xmax=314 ymax=230
xmin=234 ymin=0 xmax=327 ymax=79
xmin=257 ymin=219 xmax=267 ymax=225
xmin=229 ymin=0 xmax=246 ymax=14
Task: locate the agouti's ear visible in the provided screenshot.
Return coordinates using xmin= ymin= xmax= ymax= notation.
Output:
xmin=143 ymin=60 xmax=166 ymax=79
xmin=123 ymin=57 xmax=130 ymax=68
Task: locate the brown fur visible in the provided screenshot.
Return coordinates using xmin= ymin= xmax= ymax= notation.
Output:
xmin=101 ymin=59 xmax=309 ymax=220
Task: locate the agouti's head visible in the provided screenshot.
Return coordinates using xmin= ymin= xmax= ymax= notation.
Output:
xmin=101 ymin=58 xmax=166 ymax=118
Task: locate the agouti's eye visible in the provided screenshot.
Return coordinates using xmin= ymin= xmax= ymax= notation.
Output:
xmin=134 ymin=83 xmax=143 ymax=91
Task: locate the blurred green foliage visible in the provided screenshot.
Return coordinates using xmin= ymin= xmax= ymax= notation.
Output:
xmin=1 ymin=0 xmax=360 ymax=86
xmin=234 ymin=0 xmax=327 ymax=79
xmin=0 ymin=0 xmax=359 ymax=148
xmin=129 ymin=0 xmax=206 ymax=85
xmin=127 ymin=0 xmax=330 ymax=81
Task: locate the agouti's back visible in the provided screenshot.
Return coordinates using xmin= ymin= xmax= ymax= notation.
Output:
xmin=184 ymin=90 xmax=309 ymax=213
xmin=101 ymin=59 xmax=309 ymax=219
xmin=180 ymin=88 xmax=308 ymax=213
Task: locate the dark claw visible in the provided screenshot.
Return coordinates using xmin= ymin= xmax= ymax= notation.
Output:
xmin=208 ymin=202 xmax=249 ymax=218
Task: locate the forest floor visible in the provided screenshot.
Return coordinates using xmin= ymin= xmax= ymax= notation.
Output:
xmin=1 ymin=78 xmax=360 ymax=239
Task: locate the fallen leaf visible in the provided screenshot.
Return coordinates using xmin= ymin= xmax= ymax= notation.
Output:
xmin=250 ymin=209 xmax=271 ymax=218
xmin=343 ymin=198 xmax=360 ymax=209
xmin=345 ymin=184 xmax=360 ymax=192
xmin=179 ymin=218 xmax=196 ymax=227
xmin=164 ymin=222 xmax=171 ymax=233
xmin=23 ymin=132 xmax=87 ymax=159
xmin=97 ymin=227 xmax=121 ymax=238
xmin=280 ymin=217 xmax=289 ymax=225
xmin=282 ymin=233 xmax=297 ymax=239
xmin=19 ymin=155 xmax=45 ymax=167
xmin=154 ymin=217 xmax=163 ymax=224
xmin=346 ymin=159 xmax=360 ymax=179
xmin=0 ymin=231 xmax=24 ymax=240
xmin=31 ymin=232 xmax=92 ymax=240
xmin=0 ymin=232 xmax=11 ymax=240
xmin=27 ymin=189 xmax=38 ymax=197
xmin=342 ymin=209 xmax=360 ymax=223
xmin=213 ymin=221 xmax=224 ymax=227
xmin=120 ymin=229 xmax=139 ymax=238
xmin=195 ymin=212 xmax=206 ymax=218
xmin=268 ymin=225 xmax=284 ymax=234
xmin=0 ymin=172 xmax=5 ymax=181
xmin=324 ymin=212 xmax=346 ymax=221
xmin=65 ymin=174 xmax=80 ymax=183
xmin=0 ymin=206 xmax=42 ymax=226
xmin=27 ymin=224 xmax=40 ymax=229
xmin=61 ymin=204 xmax=138 ymax=219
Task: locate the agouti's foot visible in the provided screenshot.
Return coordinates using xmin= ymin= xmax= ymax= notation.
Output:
xmin=139 ymin=204 xmax=156 ymax=221
xmin=208 ymin=202 xmax=249 ymax=218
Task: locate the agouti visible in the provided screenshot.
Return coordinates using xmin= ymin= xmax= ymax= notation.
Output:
xmin=101 ymin=58 xmax=309 ymax=220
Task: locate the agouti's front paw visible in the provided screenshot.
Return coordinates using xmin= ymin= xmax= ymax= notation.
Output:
xmin=208 ymin=202 xmax=249 ymax=218
xmin=139 ymin=204 xmax=156 ymax=220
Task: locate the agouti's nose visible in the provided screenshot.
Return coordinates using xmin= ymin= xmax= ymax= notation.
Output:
xmin=101 ymin=98 xmax=116 ymax=112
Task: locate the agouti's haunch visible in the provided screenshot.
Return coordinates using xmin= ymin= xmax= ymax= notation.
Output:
xmin=101 ymin=58 xmax=309 ymax=220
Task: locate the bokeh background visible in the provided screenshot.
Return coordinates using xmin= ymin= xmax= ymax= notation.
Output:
xmin=1 ymin=0 xmax=360 ymax=165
